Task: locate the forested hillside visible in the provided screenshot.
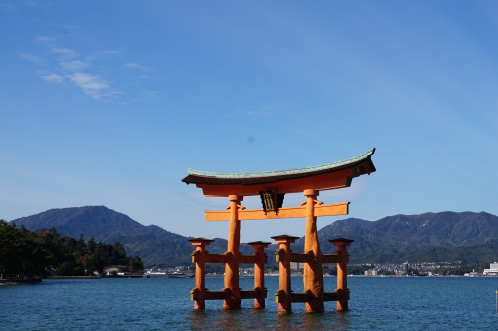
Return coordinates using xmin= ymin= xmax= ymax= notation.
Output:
xmin=0 ymin=220 xmax=143 ymax=278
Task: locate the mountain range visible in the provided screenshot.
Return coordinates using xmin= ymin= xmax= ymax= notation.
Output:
xmin=9 ymin=206 xmax=498 ymax=266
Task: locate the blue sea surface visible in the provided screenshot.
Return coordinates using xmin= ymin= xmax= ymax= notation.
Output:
xmin=1 ymin=276 xmax=497 ymax=330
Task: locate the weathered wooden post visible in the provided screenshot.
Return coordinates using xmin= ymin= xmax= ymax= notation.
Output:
xmin=303 ymin=189 xmax=324 ymax=313
xmin=248 ymin=241 xmax=271 ymax=308
xmin=272 ymin=234 xmax=299 ymax=314
xmin=330 ymin=238 xmax=354 ymax=311
xmin=223 ymin=194 xmax=243 ymax=309
xmin=189 ymin=237 xmax=214 ymax=310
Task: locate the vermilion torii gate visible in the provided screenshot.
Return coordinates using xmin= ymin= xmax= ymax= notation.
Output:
xmin=182 ymin=148 xmax=376 ymax=313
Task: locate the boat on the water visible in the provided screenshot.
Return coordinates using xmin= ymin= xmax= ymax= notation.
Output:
xmin=167 ymin=273 xmax=194 ymax=278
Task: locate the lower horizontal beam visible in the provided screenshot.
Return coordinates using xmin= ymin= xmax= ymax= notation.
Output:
xmin=196 ymin=290 xmax=346 ymax=302
xmin=205 ymin=291 xmax=226 ymax=300
xmin=291 ymin=292 xmax=310 ymax=303
xmin=194 ymin=290 xmax=267 ymax=301
xmin=240 ymin=290 xmax=258 ymax=299
xmin=283 ymin=291 xmax=344 ymax=303
xmin=323 ymin=292 xmax=341 ymax=301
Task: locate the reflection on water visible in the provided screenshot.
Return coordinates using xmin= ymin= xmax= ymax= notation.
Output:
xmin=188 ymin=306 xmax=353 ymax=331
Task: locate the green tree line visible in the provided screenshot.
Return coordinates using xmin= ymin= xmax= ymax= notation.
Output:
xmin=0 ymin=220 xmax=143 ymax=279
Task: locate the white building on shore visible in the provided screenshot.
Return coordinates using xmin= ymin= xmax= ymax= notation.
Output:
xmin=483 ymin=262 xmax=498 ymax=276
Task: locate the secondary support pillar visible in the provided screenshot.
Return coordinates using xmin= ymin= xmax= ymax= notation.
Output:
xmin=248 ymin=241 xmax=271 ymax=308
xmin=189 ymin=237 xmax=214 ymax=310
xmin=330 ymin=238 xmax=354 ymax=311
xmin=223 ymin=194 xmax=243 ymax=309
xmin=303 ymin=189 xmax=324 ymax=313
xmin=272 ymin=234 xmax=299 ymax=314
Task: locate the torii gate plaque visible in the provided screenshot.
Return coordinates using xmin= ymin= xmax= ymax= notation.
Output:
xmin=182 ymin=148 xmax=376 ymax=312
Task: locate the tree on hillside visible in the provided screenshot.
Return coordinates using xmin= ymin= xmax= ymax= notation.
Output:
xmin=0 ymin=220 xmax=53 ymax=279
xmin=0 ymin=220 xmax=145 ymax=278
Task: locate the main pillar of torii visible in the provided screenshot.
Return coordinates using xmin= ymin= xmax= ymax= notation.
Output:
xmin=182 ymin=148 xmax=376 ymax=311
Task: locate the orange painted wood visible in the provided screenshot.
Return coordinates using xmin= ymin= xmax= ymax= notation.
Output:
xmin=321 ymin=254 xmax=340 ymax=264
xmin=249 ymin=242 xmax=270 ymax=308
xmin=191 ymin=243 xmax=209 ymax=309
xmin=239 ymin=255 xmax=257 ymax=264
xmin=331 ymin=240 xmax=352 ymax=311
xmin=205 ymin=202 xmax=349 ymax=221
xmin=205 ymin=291 xmax=226 ymax=300
xmin=290 ymin=252 xmax=310 ymax=263
xmin=223 ymin=195 xmax=242 ymax=309
xmin=323 ymin=292 xmax=340 ymax=301
xmin=273 ymin=237 xmax=297 ymax=314
xmin=240 ymin=290 xmax=258 ymax=299
xmin=203 ymin=290 xmax=263 ymax=300
xmin=197 ymin=169 xmax=354 ymax=197
xmin=303 ymin=190 xmax=324 ymax=313
xmin=290 ymin=292 xmax=309 ymax=303
xmin=205 ymin=254 xmax=231 ymax=264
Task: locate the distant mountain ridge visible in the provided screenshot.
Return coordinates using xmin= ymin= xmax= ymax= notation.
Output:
xmin=319 ymin=212 xmax=498 ymax=247
xmin=313 ymin=211 xmax=498 ymax=263
xmin=10 ymin=206 xmax=498 ymax=266
xmin=9 ymin=206 xmax=252 ymax=265
xmin=11 ymin=206 xmax=144 ymax=242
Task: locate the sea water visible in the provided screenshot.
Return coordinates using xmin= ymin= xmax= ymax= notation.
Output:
xmin=1 ymin=276 xmax=497 ymax=330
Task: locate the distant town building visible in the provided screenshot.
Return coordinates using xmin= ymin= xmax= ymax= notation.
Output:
xmin=364 ymin=269 xmax=378 ymax=276
xmin=483 ymin=262 xmax=498 ymax=276
xmin=104 ymin=265 xmax=130 ymax=275
xmin=402 ymin=262 xmax=409 ymax=274
xmin=290 ymin=262 xmax=302 ymax=270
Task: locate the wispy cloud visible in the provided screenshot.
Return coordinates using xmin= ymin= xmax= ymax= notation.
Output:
xmin=24 ymin=36 xmax=148 ymax=100
xmin=0 ymin=3 xmax=16 ymax=11
xmin=40 ymin=73 xmax=64 ymax=83
xmin=85 ymin=50 xmax=121 ymax=60
xmin=67 ymin=73 xmax=112 ymax=99
xmin=19 ymin=53 xmax=45 ymax=64
xmin=52 ymin=47 xmax=78 ymax=60
xmin=142 ymin=91 xmax=160 ymax=97
xmin=60 ymin=60 xmax=90 ymax=72
xmin=35 ymin=36 xmax=55 ymax=46
xmin=124 ymin=63 xmax=151 ymax=72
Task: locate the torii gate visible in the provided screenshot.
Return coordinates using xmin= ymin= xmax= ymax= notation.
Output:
xmin=182 ymin=148 xmax=376 ymax=313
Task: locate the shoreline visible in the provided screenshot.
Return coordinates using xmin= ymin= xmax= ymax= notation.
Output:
xmin=0 ymin=279 xmax=42 ymax=286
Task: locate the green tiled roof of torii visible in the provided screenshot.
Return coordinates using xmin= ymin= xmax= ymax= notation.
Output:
xmin=182 ymin=148 xmax=375 ymax=186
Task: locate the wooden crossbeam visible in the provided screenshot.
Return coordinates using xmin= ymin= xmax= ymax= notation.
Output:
xmin=323 ymin=292 xmax=341 ymax=301
xmin=321 ymin=254 xmax=340 ymax=264
xmin=290 ymin=292 xmax=310 ymax=303
xmin=201 ymin=254 xmax=258 ymax=264
xmin=205 ymin=202 xmax=349 ymax=222
xmin=290 ymin=252 xmax=310 ymax=263
xmin=205 ymin=254 xmax=231 ymax=264
xmin=240 ymin=290 xmax=259 ymax=299
xmin=282 ymin=291 xmax=341 ymax=303
xmin=196 ymin=290 xmax=264 ymax=301
xmin=239 ymin=255 xmax=257 ymax=264
xmin=205 ymin=291 xmax=226 ymax=300
xmin=289 ymin=253 xmax=340 ymax=263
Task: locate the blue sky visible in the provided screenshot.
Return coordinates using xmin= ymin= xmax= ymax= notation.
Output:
xmin=1 ymin=1 xmax=498 ymax=242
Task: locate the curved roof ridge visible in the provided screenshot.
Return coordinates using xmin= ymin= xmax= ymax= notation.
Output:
xmin=186 ymin=148 xmax=375 ymax=179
